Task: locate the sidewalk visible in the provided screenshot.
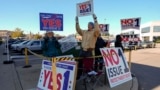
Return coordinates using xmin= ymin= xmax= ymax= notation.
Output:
xmin=0 ymin=43 xmax=139 ymax=90
xmin=0 ymin=44 xmax=22 ymax=90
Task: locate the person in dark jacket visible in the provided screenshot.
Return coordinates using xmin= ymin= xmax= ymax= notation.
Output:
xmin=94 ymin=34 xmax=106 ymax=71
xmin=41 ymin=31 xmax=61 ymax=57
xmin=115 ymin=34 xmax=124 ymax=52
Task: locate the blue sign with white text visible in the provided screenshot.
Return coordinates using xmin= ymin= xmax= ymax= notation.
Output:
xmin=39 ymin=13 xmax=63 ymax=31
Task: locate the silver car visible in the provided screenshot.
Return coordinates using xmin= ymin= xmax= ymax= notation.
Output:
xmin=11 ymin=40 xmax=29 ymax=51
xmin=16 ymin=40 xmax=42 ymax=54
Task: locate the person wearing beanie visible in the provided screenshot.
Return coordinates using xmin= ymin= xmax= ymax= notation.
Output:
xmin=75 ymin=14 xmax=100 ymax=79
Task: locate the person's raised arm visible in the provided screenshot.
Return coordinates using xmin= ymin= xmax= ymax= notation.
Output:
xmin=75 ymin=16 xmax=83 ymax=36
xmin=93 ymin=14 xmax=100 ymax=37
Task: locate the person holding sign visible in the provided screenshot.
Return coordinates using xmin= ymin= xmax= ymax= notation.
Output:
xmin=75 ymin=14 xmax=100 ymax=79
xmin=41 ymin=31 xmax=61 ymax=57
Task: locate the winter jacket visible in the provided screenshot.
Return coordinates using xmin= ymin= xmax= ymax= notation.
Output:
xmin=76 ymin=19 xmax=100 ymax=51
xmin=115 ymin=35 xmax=124 ymax=52
xmin=95 ymin=37 xmax=106 ymax=56
xmin=41 ymin=37 xmax=61 ymax=57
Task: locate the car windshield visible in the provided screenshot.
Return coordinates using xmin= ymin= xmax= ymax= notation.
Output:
xmin=141 ymin=42 xmax=146 ymax=44
xmin=13 ymin=40 xmax=23 ymax=44
xmin=19 ymin=40 xmax=29 ymax=45
xmin=23 ymin=41 xmax=30 ymax=44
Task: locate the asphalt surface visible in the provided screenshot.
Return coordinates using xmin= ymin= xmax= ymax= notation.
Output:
xmin=0 ymin=43 xmax=160 ymax=90
xmin=125 ymin=45 xmax=160 ymax=90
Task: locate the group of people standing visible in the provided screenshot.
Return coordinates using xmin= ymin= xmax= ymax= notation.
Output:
xmin=41 ymin=14 xmax=124 ymax=80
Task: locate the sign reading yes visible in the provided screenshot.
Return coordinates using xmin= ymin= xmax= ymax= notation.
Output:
xmin=39 ymin=13 xmax=63 ymax=31
xmin=37 ymin=60 xmax=52 ymax=90
xmin=76 ymin=0 xmax=94 ymax=17
xmin=56 ymin=61 xmax=77 ymax=90
xmin=121 ymin=18 xmax=141 ymax=30
xmin=37 ymin=56 xmax=77 ymax=90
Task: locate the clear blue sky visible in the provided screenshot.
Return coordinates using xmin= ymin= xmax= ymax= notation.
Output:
xmin=0 ymin=0 xmax=160 ymax=36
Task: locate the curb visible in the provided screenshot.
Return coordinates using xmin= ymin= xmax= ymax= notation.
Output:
xmin=11 ymin=62 xmax=23 ymax=90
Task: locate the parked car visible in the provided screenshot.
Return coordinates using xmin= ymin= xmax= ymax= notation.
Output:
xmin=138 ymin=42 xmax=148 ymax=49
xmin=5 ymin=39 xmax=17 ymax=49
xmin=11 ymin=40 xmax=29 ymax=51
xmin=145 ymin=41 xmax=156 ymax=48
xmin=16 ymin=40 xmax=42 ymax=54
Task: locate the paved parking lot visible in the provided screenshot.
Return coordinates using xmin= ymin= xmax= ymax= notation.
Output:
xmin=125 ymin=45 xmax=160 ymax=90
xmin=0 ymin=44 xmax=160 ymax=90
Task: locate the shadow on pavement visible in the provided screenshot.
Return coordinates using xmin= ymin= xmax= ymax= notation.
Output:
xmin=131 ymin=63 xmax=160 ymax=90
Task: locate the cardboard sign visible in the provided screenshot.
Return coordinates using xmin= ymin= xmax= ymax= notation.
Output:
xmin=121 ymin=18 xmax=141 ymax=30
xmin=40 ymin=13 xmax=63 ymax=31
xmin=54 ymin=61 xmax=77 ymax=90
xmin=37 ymin=60 xmax=52 ymax=90
xmin=100 ymin=48 xmax=132 ymax=88
xmin=58 ymin=35 xmax=78 ymax=53
xmin=37 ymin=55 xmax=77 ymax=90
xmin=76 ymin=0 xmax=94 ymax=17
xmin=99 ymin=24 xmax=109 ymax=32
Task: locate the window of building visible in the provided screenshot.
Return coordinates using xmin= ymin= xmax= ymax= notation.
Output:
xmin=153 ymin=36 xmax=160 ymax=43
xmin=153 ymin=26 xmax=160 ymax=32
xmin=141 ymin=27 xmax=150 ymax=33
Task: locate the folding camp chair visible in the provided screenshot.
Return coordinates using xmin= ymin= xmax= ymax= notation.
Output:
xmin=77 ymin=57 xmax=104 ymax=90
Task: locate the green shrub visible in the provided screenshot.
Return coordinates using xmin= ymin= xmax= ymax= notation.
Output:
xmin=156 ymin=40 xmax=160 ymax=43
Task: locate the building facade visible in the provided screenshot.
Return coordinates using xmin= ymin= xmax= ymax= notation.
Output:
xmin=0 ymin=30 xmax=12 ymax=41
xmin=121 ymin=21 xmax=160 ymax=41
xmin=140 ymin=21 xmax=160 ymax=41
xmin=121 ymin=29 xmax=140 ymax=35
xmin=0 ymin=30 xmax=10 ymax=37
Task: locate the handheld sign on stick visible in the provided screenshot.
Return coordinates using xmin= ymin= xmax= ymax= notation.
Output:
xmin=121 ymin=17 xmax=141 ymax=30
xmin=76 ymin=0 xmax=94 ymax=17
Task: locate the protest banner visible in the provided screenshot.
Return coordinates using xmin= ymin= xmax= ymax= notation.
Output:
xmin=37 ymin=55 xmax=77 ymax=90
xmin=99 ymin=24 xmax=109 ymax=32
xmin=100 ymin=48 xmax=132 ymax=88
xmin=121 ymin=17 xmax=141 ymax=30
xmin=39 ymin=13 xmax=63 ymax=31
xmin=76 ymin=0 xmax=94 ymax=17
xmin=58 ymin=35 xmax=78 ymax=53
